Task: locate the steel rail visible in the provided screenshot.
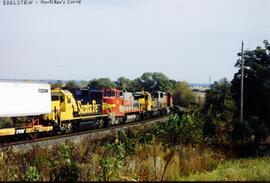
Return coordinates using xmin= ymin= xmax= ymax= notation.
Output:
xmin=0 ymin=115 xmax=170 ymax=152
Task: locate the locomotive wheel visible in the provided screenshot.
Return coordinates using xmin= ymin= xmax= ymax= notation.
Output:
xmin=123 ymin=115 xmax=127 ymax=123
xmin=65 ymin=123 xmax=73 ymax=133
xmin=135 ymin=114 xmax=140 ymax=121
xmin=157 ymin=110 xmax=161 ymax=116
xmin=146 ymin=112 xmax=152 ymax=119
xmin=119 ymin=117 xmax=126 ymax=124
xmin=139 ymin=113 xmax=144 ymax=121
xmin=29 ymin=133 xmax=38 ymax=140
xmin=107 ymin=119 xmax=113 ymax=127
xmin=96 ymin=119 xmax=105 ymax=128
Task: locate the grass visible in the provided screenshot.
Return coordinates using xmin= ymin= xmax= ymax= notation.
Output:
xmin=0 ymin=136 xmax=269 ymax=181
xmin=102 ymin=139 xmax=227 ymax=181
xmin=178 ymin=156 xmax=270 ymax=181
xmin=0 ymin=138 xmax=226 ymax=181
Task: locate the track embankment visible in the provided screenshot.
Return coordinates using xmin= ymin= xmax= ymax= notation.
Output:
xmin=0 ymin=116 xmax=170 ymax=152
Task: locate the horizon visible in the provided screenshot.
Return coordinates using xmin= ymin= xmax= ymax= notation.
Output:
xmin=0 ymin=77 xmax=213 ymax=86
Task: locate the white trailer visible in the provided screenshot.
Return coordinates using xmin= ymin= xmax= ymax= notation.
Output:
xmin=0 ymin=81 xmax=52 ymax=117
xmin=0 ymin=81 xmax=54 ymax=137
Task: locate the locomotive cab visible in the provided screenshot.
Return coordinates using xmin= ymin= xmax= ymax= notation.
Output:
xmin=133 ymin=91 xmax=152 ymax=111
xmin=102 ymin=89 xmax=125 ymax=117
xmin=43 ymin=89 xmax=78 ymax=122
xmin=152 ymin=91 xmax=173 ymax=114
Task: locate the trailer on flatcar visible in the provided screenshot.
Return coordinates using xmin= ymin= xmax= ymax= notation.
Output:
xmin=0 ymin=81 xmax=53 ymax=137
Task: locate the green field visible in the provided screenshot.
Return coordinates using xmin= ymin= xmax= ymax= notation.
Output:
xmin=179 ymin=156 xmax=270 ymax=181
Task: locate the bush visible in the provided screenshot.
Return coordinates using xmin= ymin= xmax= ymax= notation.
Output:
xmin=51 ymin=143 xmax=79 ymax=181
xmin=25 ymin=166 xmax=39 ymax=181
xmin=151 ymin=112 xmax=204 ymax=145
xmin=117 ymin=130 xmax=136 ymax=155
xmin=98 ymin=137 xmax=126 ymax=181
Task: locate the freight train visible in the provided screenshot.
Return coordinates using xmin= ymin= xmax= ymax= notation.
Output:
xmin=0 ymin=81 xmax=173 ymax=138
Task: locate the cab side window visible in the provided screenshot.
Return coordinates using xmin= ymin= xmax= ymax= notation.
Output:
xmin=60 ymin=96 xmax=65 ymax=103
xmin=145 ymin=95 xmax=148 ymax=100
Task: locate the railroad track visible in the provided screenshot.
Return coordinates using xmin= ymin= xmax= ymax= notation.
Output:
xmin=0 ymin=115 xmax=170 ymax=152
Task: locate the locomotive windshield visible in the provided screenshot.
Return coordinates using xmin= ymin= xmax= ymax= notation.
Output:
xmin=90 ymin=90 xmax=103 ymax=104
xmin=51 ymin=92 xmax=59 ymax=101
xmin=104 ymin=90 xmax=115 ymax=97
xmin=51 ymin=96 xmax=59 ymax=101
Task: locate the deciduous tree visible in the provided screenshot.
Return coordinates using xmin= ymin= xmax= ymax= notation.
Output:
xmin=172 ymin=81 xmax=195 ymax=107
xmin=88 ymin=78 xmax=116 ymax=89
xmin=65 ymin=80 xmax=79 ymax=89
xmin=135 ymin=72 xmax=174 ymax=92
xmin=231 ymin=40 xmax=270 ymax=132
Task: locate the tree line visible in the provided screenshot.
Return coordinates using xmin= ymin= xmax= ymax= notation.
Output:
xmin=51 ymin=72 xmax=177 ymax=92
xmin=50 ymin=72 xmax=196 ymax=108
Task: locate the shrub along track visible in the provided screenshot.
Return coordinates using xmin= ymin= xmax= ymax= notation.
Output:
xmin=0 ymin=115 xmax=170 ymax=152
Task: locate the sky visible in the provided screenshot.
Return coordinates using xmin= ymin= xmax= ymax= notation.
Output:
xmin=0 ymin=0 xmax=269 ymax=83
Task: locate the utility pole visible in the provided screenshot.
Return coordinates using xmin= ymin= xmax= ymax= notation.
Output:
xmin=240 ymin=41 xmax=244 ymax=123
